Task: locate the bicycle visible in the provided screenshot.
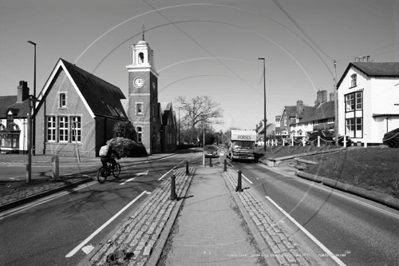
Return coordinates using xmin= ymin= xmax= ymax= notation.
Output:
xmin=97 ymin=162 xmax=121 ymax=183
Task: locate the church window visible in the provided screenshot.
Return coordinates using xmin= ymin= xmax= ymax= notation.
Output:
xmin=137 ymin=127 xmax=142 ymax=143
xmin=47 ymin=116 xmax=56 ymax=142
xmin=136 ymin=103 xmax=143 ymax=115
xmin=71 ymin=116 xmax=82 ymax=143
xmin=59 ymin=116 xmax=69 ymax=142
xmin=59 ymin=92 xmax=67 ymax=108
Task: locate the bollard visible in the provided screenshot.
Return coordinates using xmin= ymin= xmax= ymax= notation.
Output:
xmin=236 ymin=170 xmax=243 ymax=192
xmin=186 ymin=161 xmax=189 ymax=175
xmin=224 ymin=158 xmax=227 ymax=172
xmin=209 ymin=157 xmax=213 ymax=167
xmin=170 ymin=174 xmax=177 ymax=200
xmin=51 ymin=155 xmax=59 ymax=181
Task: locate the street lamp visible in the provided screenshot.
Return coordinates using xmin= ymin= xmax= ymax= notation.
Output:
xmin=27 ymin=41 xmax=36 ymax=156
xmin=258 ymin=57 xmax=267 ymax=151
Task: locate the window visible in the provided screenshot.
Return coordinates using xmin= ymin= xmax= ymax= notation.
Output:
xmin=345 ymin=91 xmax=362 ymax=112
xmin=59 ymin=116 xmax=69 ymax=142
xmin=47 ymin=116 xmax=56 ymax=142
xmin=137 ymin=127 xmax=142 ymax=143
xmin=345 ymin=93 xmax=355 ymax=111
xmin=71 ymin=116 xmax=82 ymax=143
xmin=346 ymin=117 xmax=363 ymax=138
xmin=351 ymin=74 xmax=357 ymax=87
xmin=355 ymin=92 xmax=362 ymax=110
xmin=136 ymin=103 xmax=143 ymax=115
xmin=59 ymin=93 xmax=67 ymax=108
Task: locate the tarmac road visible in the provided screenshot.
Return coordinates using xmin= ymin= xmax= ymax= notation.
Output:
xmin=0 ymin=153 xmax=193 ymax=266
xmin=231 ymin=160 xmax=399 ymax=266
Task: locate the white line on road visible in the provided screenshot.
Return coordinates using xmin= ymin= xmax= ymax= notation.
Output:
xmin=241 ymin=173 xmax=253 ymax=185
xmin=261 ymin=164 xmax=399 ymax=220
xmin=157 ymin=156 xmax=189 ymax=181
xmin=65 ymin=190 xmax=148 ymax=258
xmin=265 ymin=196 xmax=346 ymax=266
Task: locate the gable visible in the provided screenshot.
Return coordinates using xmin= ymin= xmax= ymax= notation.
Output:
xmin=338 ymin=62 xmax=399 ymax=89
xmin=36 ymin=58 xmax=128 ymax=120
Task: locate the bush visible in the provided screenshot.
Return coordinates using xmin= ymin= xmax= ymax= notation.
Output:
xmin=106 ymin=137 xmax=148 ymax=157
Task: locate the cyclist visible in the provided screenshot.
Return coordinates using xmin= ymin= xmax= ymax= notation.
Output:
xmin=99 ymin=144 xmax=120 ymax=174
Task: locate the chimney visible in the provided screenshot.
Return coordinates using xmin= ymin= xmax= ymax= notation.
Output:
xmin=296 ymin=100 xmax=304 ymax=114
xmin=322 ymin=90 xmax=327 ymax=103
xmin=330 ymin=92 xmax=335 ymax=102
xmin=17 ymin=81 xmax=29 ymax=103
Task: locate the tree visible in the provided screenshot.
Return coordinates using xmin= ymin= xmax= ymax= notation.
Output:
xmin=176 ymin=96 xmax=224 ymax=143
xmin=113 ymin=121 xmax=135 ymax=139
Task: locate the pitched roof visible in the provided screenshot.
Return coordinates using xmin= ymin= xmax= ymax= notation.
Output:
xmin=283 ymin=106 xmax=297 ymax=117
xmin=299 ymin=101 xmax=335 ymax=123
xmin=337 ymin=62 xmax=399 ymax=88
xmin=160 ymin=102 xmax=175 ymax=126
xmin=37 ymin=58 xmax=128 ymax=119
xmin=0 ymin=96 xmax=30 ymax=119
xmin=61 ymin=59 xmax=128 ymax=119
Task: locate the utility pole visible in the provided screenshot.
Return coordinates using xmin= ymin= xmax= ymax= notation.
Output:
xmin=334 ymin=60 xmax=339 ymax=145
xmin=27 ymin=41 xmax=36 ymax=155
xmin=258 ymin=57 xmax=267 ymax=151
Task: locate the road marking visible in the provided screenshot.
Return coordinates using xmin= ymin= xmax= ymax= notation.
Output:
xmin=120 ymin=170 xmax=149 ymax=185
xmin=157 ymin=156 xmax=190 ymax=181
xmin=266 ymin=196 xmax=346 ymax=266
xmin=66 ymin=190 xmax=148 ymax=258
xmin=241 ymin=173 xmax=253 ymax=185
xmin=260 ymin=164 xmax=399 ymax=220
xmin=158 ymin=168 xmax=175 ymax=181
xmin=0 ymin=181 xmax=97 ymax=219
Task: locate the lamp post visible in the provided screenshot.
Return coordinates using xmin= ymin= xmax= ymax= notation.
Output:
xmin=27 ymin=41 xmax=36 ymax=155
xmin=178 ymin=107 xmax=182 ymax=146
xmin=258 ymin=57 xmax=267 ymax=151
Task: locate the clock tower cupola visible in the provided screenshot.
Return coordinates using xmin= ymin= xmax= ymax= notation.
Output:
xmin=126 ymin=26 xmax=160 ymax=154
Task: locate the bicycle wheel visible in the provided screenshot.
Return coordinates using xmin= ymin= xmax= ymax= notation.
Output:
xmin=112 ymin=163 xmax=121 ymax=179
xmin=97 ymin=166 xmax=107 ymax=184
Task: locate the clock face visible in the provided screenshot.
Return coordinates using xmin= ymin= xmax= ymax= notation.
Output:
xmin=133 ymin=76 xmax=144 ymax=88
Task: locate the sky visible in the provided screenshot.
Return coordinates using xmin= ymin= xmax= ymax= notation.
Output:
xmin=1 ymin=0 xmax=398 ymax=132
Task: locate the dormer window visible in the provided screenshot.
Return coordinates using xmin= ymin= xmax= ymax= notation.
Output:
xmin=59 ymin=92 xmax=67 ymax=108
xmin=351 ymin=74 xmax=357 ymax=87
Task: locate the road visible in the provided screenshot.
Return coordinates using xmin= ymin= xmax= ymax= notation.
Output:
xmin=231 ymin=160 xmax=399 ymax=266
xmin=0 ymin=151 xmax=200 ymax=266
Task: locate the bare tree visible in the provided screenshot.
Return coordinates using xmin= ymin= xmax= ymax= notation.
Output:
xmin=176 ymin=96 xmax=223 ymax=143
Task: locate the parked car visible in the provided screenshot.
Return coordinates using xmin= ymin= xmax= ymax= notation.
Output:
xmin=306 ymin=130 xmax=334 ymax=146
xmin=203 ymin=145 xmax=219 ymax=158
xmin=383 ymin=128 xmax=399 ymax=148
xmin=335 ymin=135 xmax=352 ymax=147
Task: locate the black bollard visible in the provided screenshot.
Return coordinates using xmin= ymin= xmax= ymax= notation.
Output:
xmin=236 ymin=170 xmax=243 ymax=192
xmin=209 ymin=157 xmax=213 ymax=167
xmin=170 ymin=174 xmax=177 ymax=200
xmin=186 ymin=161 xmax=189 ymax=175
xmin=224 ymin=159 xmax=227 ymax=172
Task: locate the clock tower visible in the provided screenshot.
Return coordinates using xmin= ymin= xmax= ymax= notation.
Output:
xmin=126 ymin=27 xmax=160 ymax=154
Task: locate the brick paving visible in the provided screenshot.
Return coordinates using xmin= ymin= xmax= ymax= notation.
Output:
xmin=158 ymin=166 xmax=262 ymax=266
xmin=224 ymin=168 xmax=314 ymax=266
xmin=79 ymin=167 xmax=195 ymax=266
